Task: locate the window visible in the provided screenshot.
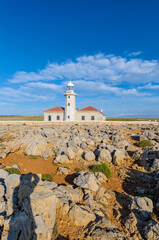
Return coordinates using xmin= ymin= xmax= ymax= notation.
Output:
xmin=82 ymin=116 xmax=85 ymax=120
xmin=68 ymin=116 xmax=70 ymax=119
xmin=57 ymin=115 xmax=60 ymax=120
xmin=67 ymin=86 xmax=74 ymax=91
xmin=48 ymin=116 xmax=51 ymax=121
xmin=68 ymin=103 xmax=70 ymax=106
xmin=68 ymin=96 xmax=70 ymax=98
xmin=91 ymin=116 xmax=95 ymax=120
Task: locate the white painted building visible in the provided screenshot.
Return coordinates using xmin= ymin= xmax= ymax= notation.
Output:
xmin=44 ymin=81 xmax=106 ymax=122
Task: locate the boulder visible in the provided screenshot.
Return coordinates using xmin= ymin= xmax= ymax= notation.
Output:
xmin=25 ymin=141 xmax=47 ymax=156
xmin=56 ymin=185 xmax=83 ymax=203
xmin=0 ymin=169 xmax=9 ymax=180
xmin=30 ymin=188 xmax=57 ymax=240
xmin=112 ymin=149 xmax=126 ymax=166
xmin=144 ymin=220 xmax=159 ymax=240
xmin=73 ymin=172 xmax=98 ymax=192
xmin=87 ymin=139 xmax=94 ymax=146
xmin=97 ymin=149 xmax=112 ymax=163
xmin=65 ymin=147 xmax=75 ymax=160
xmin=54 ymin=154 xmax=70 ymax=164
xmin=40 ymin=150 xmax=50 ymax=158
xmin=57 ymin=167 xmax=70 ymax=175
xmin=94 ymin=172 xmax=107 ymax=184
xmin=130 ymin=197 xmax=153 ymax=221
xmin=69 ymin=204 xmax=95 ymax=226
xmin=151 ymin=158 xmax=159 ymax=171
xmin=80 ymin=141 xmax=87 ymax=149
xmin=84 ymin=151 xmax=95 ymax=161
xmin=5 ymin=174 xmax=20 ymax=200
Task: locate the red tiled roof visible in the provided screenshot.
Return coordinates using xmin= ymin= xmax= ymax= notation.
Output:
xmin=79 ymin=106 xmax=99 ymax=111
xmin=44 ymin=106 xmax=64 ymax=112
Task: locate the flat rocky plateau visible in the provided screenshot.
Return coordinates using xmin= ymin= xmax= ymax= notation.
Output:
xmin=0 ymin=122 xmax=159 ymax=240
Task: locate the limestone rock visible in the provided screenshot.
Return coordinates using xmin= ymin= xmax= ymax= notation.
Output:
xmin=151 ymin=158 xmax=159 ymax=171
xmin=97 ymin=149 xmax=112 ymax=163
xmin=0 ymin=169 xmax=9 ymax=180
xmin=0 ymin=184 xmax=5 ymax=198
xmin=84 ymin=151 xmax=95 ymax=161
xmin=65 ymin=147 xmax=75 ymax=160
xmin=68 ymin=204 xmax=96 ymax=226
xmin=73 ymin=172 xmax=98 ymax=192
xmin=144 ymin=220 xmax=159 ymax=240
xmin=94 ymin=172 xmax=107 ymax=184
xmin=57 ymin=167 xmax=70 ymax=175
xmin=25 ymin=141 xmax=47 ymax=156
xmin=130 ymin=197 xmax=153 ymax=221
xmin=5 ymin=174 xmax=20 ymax=200
xmin=112 ymin=149 xmax=126 ymax=166
xmin=54 ymin=154 xmax=70 ymax=164
xmin=3 ymin=211 xmax=32 ymax=240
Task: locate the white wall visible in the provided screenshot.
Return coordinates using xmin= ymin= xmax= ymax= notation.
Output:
xmin=76 ymin=111 xmax=106 ymax=121
xmin=44 ymin=111 xmax=64 ymax=122
xmin=64 ymin=93 xmax=76 ymax=121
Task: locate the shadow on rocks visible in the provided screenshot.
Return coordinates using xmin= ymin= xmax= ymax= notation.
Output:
xmin=54 ymin=235 xmax=69 ymax=240
xmin=7 ymin=173 xmax=39 ymax=240
xmin=120 ymin=167 xmax=157 ymax=238
xmin=122 ymin=168 xmax=155 ymax=197
xmin=65 ymin=173 xmax=76 ymax=185
xmin=114 ymin=191 xmax=132 ymax=222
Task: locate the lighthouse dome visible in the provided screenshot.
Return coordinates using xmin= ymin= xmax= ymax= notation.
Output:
xmin=67 ymin=81 xmax=74 ymax=87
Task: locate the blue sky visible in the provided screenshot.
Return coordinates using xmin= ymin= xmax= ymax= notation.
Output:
xmin=0 ymin=0 xmax=159 ymax=117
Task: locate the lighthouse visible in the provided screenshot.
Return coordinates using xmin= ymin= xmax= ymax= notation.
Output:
xmin=64 ymin=81 xmax=77 ymax=121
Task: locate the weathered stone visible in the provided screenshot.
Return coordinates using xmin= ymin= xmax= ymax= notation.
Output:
xmin=84 ymin=151 xmax=95 ymax=161
xmin=25 ymin=140 xmax=47 ymax=156
xmin=130 ymin=197 xmax=153 ymax=221
xmin=0 ymin=169 xmax=9 ymax=180
xmin=144 ymin=220 xmax=159 ymax=240
xmin=94 ymin=172 xmax=107 ymax=184
xmin=69 ymin=204 xmax=95 ymax=226
xmin=0 ymin=184 xmax=5 ymax=198
xmin=57 ymin=167 xmax=70 ymax=174
xmin=80 ymin=141 xmax=87 ymax=149
xmin=5 ymin=174 xmax=20 ymax=200
xmin=97 ymin=149 xmax=112 ymax=163
xmin=87 ymin=139 xmax=94 ymax=146
xmin=151 ymin=158 xmax=159 ymax=171
xmin=65 ymin=147 xmax=75 ymax=160
xmin=112 ymin=149 xmax=126 ymax=166
xmin=73 ymin=172 xmax=98 ymax=192
xmin=40 ymin=150 xmax=50 ymax=158
xmin=124 ymin=212 xmax=138 ymax=235
xmin=54 ymin=154 xmax=70 ymax=164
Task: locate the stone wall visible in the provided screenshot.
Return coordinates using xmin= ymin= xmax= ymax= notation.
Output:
xmin=0 ymin=121 xmax=158 ymax=126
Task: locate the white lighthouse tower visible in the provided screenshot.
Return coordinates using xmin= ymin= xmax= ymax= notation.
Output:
xmin=64 ymin=81 xmax=77 ymax=121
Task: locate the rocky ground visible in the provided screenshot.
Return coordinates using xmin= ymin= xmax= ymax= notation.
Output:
xmin=0 ymin=123 xmax=159 ymax=239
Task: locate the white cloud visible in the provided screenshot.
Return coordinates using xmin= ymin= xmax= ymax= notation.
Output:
xmin=73 ymin=80 xmax=147 ymax=96
xmin=20 ymin=82 xmax=64 ymax=92
xmin=0 ymin=87 xmax=50 ymax=102
xmin=9 ymin=53 xmax=159 ymax=84
xmin=138 ymin=83 xmax=159 ymax=89
xmin=128 ymin=51 xmax=142 ymax=57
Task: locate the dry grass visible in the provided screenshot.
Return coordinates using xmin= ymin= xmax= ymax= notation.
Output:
xmin=107 ymin=117 xmax=159 ymax=121
xmin=0 ymin=115 xmax=43 ymax=121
